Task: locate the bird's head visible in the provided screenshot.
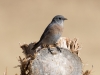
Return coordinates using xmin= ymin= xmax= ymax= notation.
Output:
xmin=52 ymin=15 xmax=67 ymax=25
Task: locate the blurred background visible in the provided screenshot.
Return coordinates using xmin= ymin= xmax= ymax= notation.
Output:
xmin=0 ymin=0 xmax=100 ymax=75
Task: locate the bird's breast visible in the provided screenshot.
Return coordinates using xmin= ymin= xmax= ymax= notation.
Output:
xmin=51 ymin=24 xmax=63 ymax=32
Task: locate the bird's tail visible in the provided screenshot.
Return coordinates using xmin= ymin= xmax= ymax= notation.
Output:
xmin=31 ymin=41 xmax=41 ymax=50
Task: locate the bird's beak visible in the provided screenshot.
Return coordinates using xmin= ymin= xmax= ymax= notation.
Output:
xmin=63 ymin=18 xmax=68 ymax=20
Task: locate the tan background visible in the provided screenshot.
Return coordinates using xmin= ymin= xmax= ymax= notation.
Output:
xmin=0 ymin=0 xmax=100 ymax=75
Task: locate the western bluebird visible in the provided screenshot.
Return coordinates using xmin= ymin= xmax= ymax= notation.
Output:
xmin=32 ymin=15 xmax=67 ymax=53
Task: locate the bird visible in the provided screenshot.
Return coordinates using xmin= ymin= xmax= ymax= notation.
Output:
xmin=32 ymin=15 xmax=67 ymax=53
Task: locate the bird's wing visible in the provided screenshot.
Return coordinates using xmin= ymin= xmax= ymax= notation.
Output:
xmin=39 ymin=24 xmax=52 ymax=42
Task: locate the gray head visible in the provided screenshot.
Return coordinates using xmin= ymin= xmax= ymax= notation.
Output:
xmin=52 ymin=15 xmax=67 ymax=25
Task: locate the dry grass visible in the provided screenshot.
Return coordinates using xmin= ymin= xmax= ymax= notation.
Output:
xmin=2 ymin=38 xmax=91 ymax=75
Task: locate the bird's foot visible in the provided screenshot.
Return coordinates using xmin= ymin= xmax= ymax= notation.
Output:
xmin=56 ymin=46 xmax=61 ymax=52
xmin=54 ymin=43 xmax=61 ymax=53
xmin=48 ymin=48 xmax=53 ymax=54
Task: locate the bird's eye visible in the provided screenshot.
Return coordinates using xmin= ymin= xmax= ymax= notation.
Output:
xmin=59 ymin=18 xmax=61 ymax=20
